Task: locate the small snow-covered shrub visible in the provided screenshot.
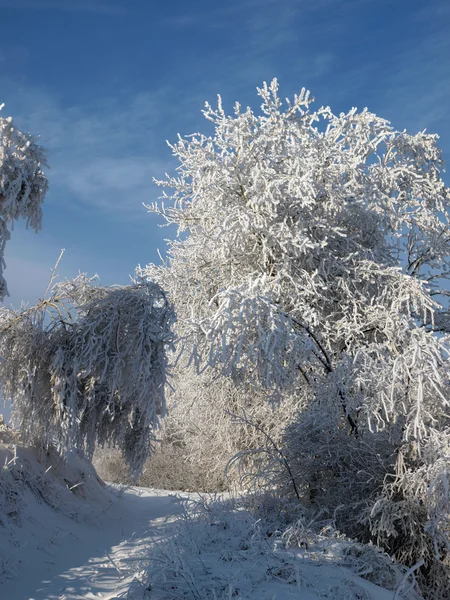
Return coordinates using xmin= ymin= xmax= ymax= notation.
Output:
xmin=137 ymin=436 xmax=203 ymax=491
xmin=280 ymin=412 xmax=396 ymax=534
xmin=93 ymin=441 xmax=194 ymax=491
xmin=93 ymin=447 xmax=132 ymax=485
xmin=280 ymin=414 xmax=450 ymax=599
xmin=0 ymin=417 xmax=19 ymax=445
xmin=281 ymin=517 xmax=411 ymax=593
xmin=363 ymin=429 xmax=450 ymax=600
xmin=0 ymin=450 xmax=24 ymax=528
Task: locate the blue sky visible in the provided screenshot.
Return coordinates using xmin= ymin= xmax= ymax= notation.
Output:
xmin=1 ymin=0 xmax=449 ymax=307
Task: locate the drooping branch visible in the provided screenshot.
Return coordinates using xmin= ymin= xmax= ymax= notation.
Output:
xmin=0 ymin=275 xmax=175 ymax=478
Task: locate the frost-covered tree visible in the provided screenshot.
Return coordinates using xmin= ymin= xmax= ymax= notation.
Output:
xmin=141 ymin=80 xmax=449 ymax=390
xmin=0 ymin=274 xmax=175 ymax=478
xmin=139 ymin=80 xmax=450 ymax=597
xmin=0 ymin=107 xmax=48 ymax=300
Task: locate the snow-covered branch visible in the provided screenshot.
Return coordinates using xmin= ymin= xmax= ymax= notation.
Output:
xmin=0 ymin=108 xmax=48 ymax=300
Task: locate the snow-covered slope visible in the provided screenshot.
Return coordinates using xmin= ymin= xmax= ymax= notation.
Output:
xmin=0 ymin=442 xmax=184 ymax=599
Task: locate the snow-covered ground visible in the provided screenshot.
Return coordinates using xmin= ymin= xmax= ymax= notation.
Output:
xmin=0 ymin=444 xmax=421 ymax=600
xmin=1 ymin=489 xmax=421 ymax=600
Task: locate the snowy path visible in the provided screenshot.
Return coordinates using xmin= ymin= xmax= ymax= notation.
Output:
xmin=0 ymin=487 xmax=184 ymax=600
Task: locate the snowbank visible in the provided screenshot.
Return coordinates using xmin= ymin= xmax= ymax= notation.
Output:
xmin=0 ymin=440 xmax=185 ymax=599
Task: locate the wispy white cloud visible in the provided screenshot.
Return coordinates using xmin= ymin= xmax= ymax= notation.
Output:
xmin=0 ymin=0 xmax=126 ymax=15
xmin=0 ymin=81 xmax=175 ymax=219
xmin=161 ymin=0 xmax=377 ymax=101
xmin=57 ymin=156 xmax=168 ymax=213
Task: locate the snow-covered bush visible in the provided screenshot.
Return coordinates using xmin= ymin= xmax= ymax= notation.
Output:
xmin=0 ymin=274 xmax=175 ymax=478
xmin=92 ymin=447 xmax=131 ymax=485
xmin=0 ymin=451 xmax=24 ymax=530
xmin=363 ymin=429 xmax=450 ymax=599
xmin=281 ymin=412 xmax=395 ymax=534
xmin=139 ymin=80 xmax=450 ymax=597
xmin=0 ymin=417 xmax=18 ymax=445
xmin=280 ymin=335 xmax=450 ymax=598
xmin=0 ymin=108 xmax=48 ymax=300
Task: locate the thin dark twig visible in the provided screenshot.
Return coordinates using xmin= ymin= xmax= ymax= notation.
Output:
xmin=226 ymin=409 xmax=301 ymax=501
